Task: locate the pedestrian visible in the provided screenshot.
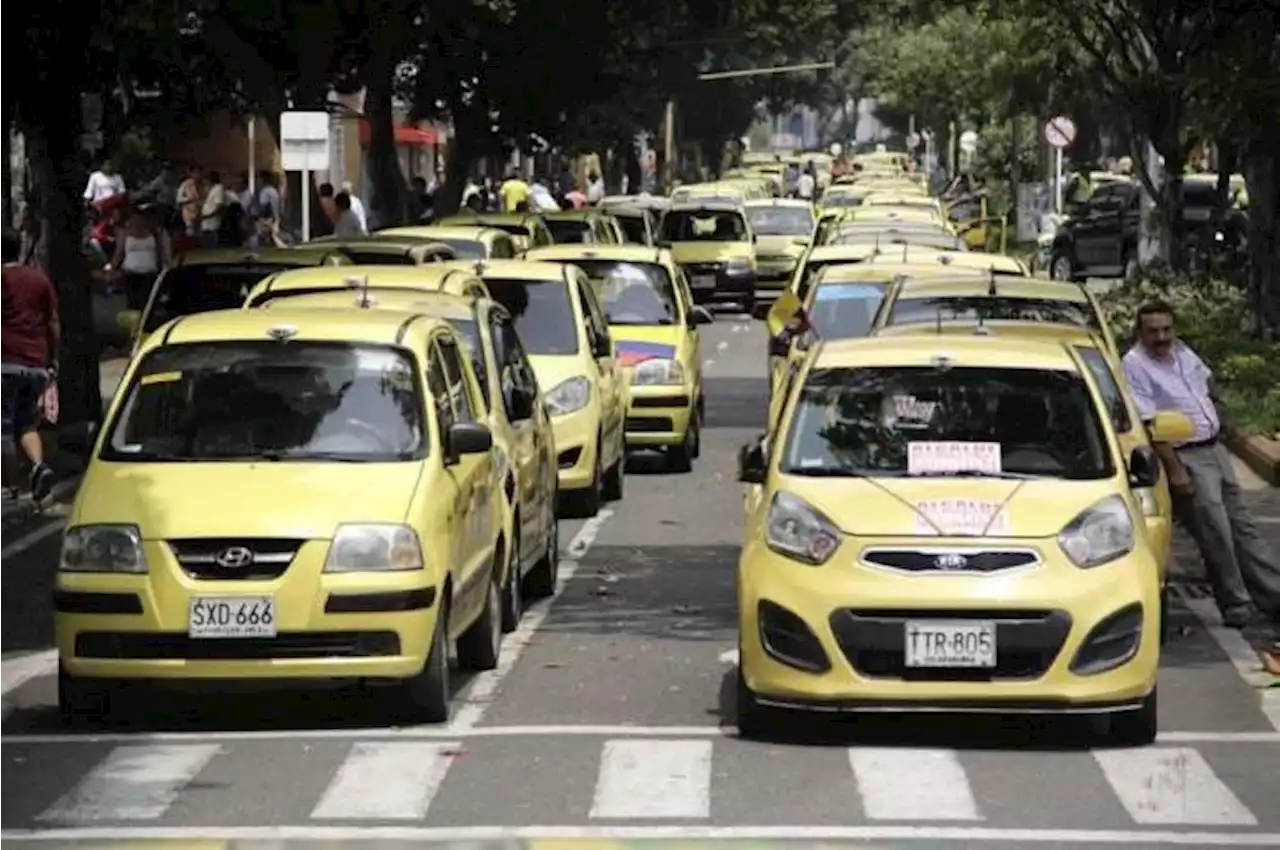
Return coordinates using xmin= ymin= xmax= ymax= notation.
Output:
xmin=500 ymin=168 xmax=531 ymax=213
xmin=585 ymin=170 xmax=605 ymax=205
xmin=2 ymin=229 xmax=60 ymax=502
xmin=796 ymin=162 xmax=816 ymax=201
xmin=83 ymin=159 xmax=126 ymax=208
xmin=109 ymin=208 xmax=170 ymax=311
xmin=199 ymin=171 xmax=227 ymax=248
xmin=332 ymin=191 xmax=366 ymax=238
xmin=255 ymin=171 xmax=282 ymax=247
xmin=340 ymin=181 xmax=368 ymax=232
xmin=1121 ymin=300 xmax=1280 ymax=629
xmin=176 ymin=164 xmax=204 ymax=238
xmin=318 ymin=183 xmax=339 ymax=228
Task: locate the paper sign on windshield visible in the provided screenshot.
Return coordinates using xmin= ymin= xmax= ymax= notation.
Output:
xmin=908 ymin=441 xmax=1002 ymax=475
xmin=914 ymin=498 xmax=1011 ymax=536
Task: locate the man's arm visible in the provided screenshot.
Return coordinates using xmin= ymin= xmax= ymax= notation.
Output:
xmin=1122 ymin=356 xmax=1191 ymax=490
xmin=1206 ymin=377 xmax=1237 ymax=440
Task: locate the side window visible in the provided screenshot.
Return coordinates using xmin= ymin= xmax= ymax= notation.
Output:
xmin=438 ymin=337 xmax=477 ymax=423
xmin=492 ymin=238 xmax=515 ymax=259
xmin=426 ymin=342 xmax=454 ymax=441
xmin=491 ymin=315 xmax=539 ymax=421
xmin=1075 ymin=346 xmax=1133 ymax=432
xmin=671 ymin=267 xmax=694 ymax=315
xmin=773 ymin=363 xmax=801 ymax=431
xmin=575 ymin=277 xmax=611 ymax=354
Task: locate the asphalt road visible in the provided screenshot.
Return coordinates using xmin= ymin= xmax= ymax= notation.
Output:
xmin=3 ymin=315 xmax=1279 ymax=848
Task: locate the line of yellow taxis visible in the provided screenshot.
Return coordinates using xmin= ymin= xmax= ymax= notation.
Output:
xmin=55 ymin=224 xmax=713 ymax=723
xmin=735 ymin=153 xmax=1196 ymax=744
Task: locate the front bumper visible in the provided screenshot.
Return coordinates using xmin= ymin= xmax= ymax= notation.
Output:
xmin=681 ymin=263 xmax=756 ymax=304
xmin=739 ymin=539 xmax=1159 ymax=712
xmin=56 ymin=543 xmax=440 ymax=682
xmin=625 ymin=386 xmax=695 ymax=447
xmin=754 ymin=259 xmax=798 ymax=298
xmin=551 ymin=405 xmax=602 ymax=491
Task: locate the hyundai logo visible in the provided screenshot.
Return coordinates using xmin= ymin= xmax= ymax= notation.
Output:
xmin=215 ymin=546 xmax=255 ymax=569
xmin=934 ymin=553 xmax=969 ymax=571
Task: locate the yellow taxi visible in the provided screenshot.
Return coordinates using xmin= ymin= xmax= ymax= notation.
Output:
xmin=257 ymin=289 xmax=561 ymax=621
xmin=861 ymin=194 xmax=945 ymax=218
xmin=816 ymin=184 xmax=871 ymax=212
xmin=541 ymin=210 xmax=624 ymax=245
xmin=458 ymin=259 xmax=628 ymax=516
xmin=304 ymin=236 xmax=458 ymax=265
xmin=735 ymin=334 xmax=1197 ymax=744
xmin=56 ymin=308 xmax=509 ymax=724
xmin=434 ymin=213 xmax=554 ymax=254
xmin=824 ymin=222 xmax=967 ymax=251
xmin=601 ymin=204 xmax=659 ymax=246
xmin=128 ymin=246 xmax=351 ymax=356
xmin=526 ymin=245 xmax=715 ymax=470
xmin=375 ymin=225 xmax=522 ymax=260
xmin=242 ymin=265 xmax=489 ymax=307
xmin=670 ymin=183 xmax=749 ymax=206
xmin=742 ymin=199 xmax=816 ymax=314
xmin=851 ymin=206 xmax=944 ymax=227
xmin=656 ymin=202 xmax=759 ymax=313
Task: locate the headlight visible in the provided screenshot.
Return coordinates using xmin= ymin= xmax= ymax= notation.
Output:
xmin=725 ymin=258 xmax=753 ymax=274
xmin=60 ymin=525 xmax=147 ymax=573
xmin=1057 ymin=495 xmax=1134 ymax=568
xmin=324 ymin=524 xmax=424 ymax=572
xmin=765 ymin=492 xmax=841 ymax=565
xmin=631 ymin=358 xmax=685 ymax=386
xmin=544 ymin=375 xmax=591 ymax=416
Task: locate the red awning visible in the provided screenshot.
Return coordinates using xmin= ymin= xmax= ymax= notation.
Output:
xmin=358 ymin=121 xmax=438 ymax=147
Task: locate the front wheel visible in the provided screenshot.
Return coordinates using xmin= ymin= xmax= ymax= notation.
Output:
xmin=1050 ymin=254 xmax=1074 ymax=281
xmin=457 ymin=569 xmax=502 ymax=671
xmin=1105 ymin=687 xmax=1158 ymax=746
xmin=398 ymin=606 xmax=451 ymax=723
xmin=500 ymin=527 xmax=523 ymax=633
xmin=668 ymin=408 xmax=699 ymax=472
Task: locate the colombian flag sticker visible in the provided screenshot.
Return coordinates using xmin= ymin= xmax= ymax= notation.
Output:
xmin=615 ymin=341 xmax=677 ymax=367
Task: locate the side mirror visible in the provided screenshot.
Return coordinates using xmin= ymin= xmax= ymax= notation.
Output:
xmin=446 ymin=422 xmax=493 ymax=465
xmin=591 ymin=334 xmax=612 ymax=359
xmin=767 ymin=332 xmax=792 ymax=358
xmin=738 ymin=439 xmax=768 ymax=484
xmin=688 ymin=305 xmax=715 ymax=326
xmin=751 ymin=233 xmax=759 ymax=242
xmin=1147 ymin=411 xmax=1196 ymax=444
xmin=1128 ymin=445 xmax=1161 ymax=488
xmin=506 ymin=386 xmax=535 ymax=421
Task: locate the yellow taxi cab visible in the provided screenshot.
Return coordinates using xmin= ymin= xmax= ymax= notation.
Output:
xmin=256 ymin=289 xmax=561 ymax=621
xmin=128 ymin=246 xmax=352 ymax=356
xmin=526 ymin=245 xmax=715 ymax=470
xmin=434 ymin=213 xmax=554 ymax=254
xmin=861 ymin=194 xmax=945 ymax=218
xmin=742 ymin=199 xmax=815 ymax=315
xmin=541 ymin=210 xmax=624 ymax=245
xmin=375 ymin=225 xmax=523 ymax=260
xmin=601 ymin=204 xmax=659 ymax=246
xmin=816 ymin=185 xmax=871 ymax=212
xmin=852 ymin=206 xmax=945 ymax=227
xmin=734 ymin=334 xmax=1197 ymax=744
xmin=304 ymin=236 xmax=458 ymax=265
xmin=56 ymin=308 xmax=510 ymax=724
xmin=670 ymin=182 xmax=748 ymax=207
xmin=787 ymin=243 xmax=884 ymax=305
xmin=824 ymin=222 xmax=967 ymax=251
xmin=871 ymin=275 xmax=1118 ymax=356
xmin=656 ymin=202 xmax=759 ymax=313
xmin=457 ymin=259 xmax=628 ymax=516
xmin=242 ymin=265 xmax=489 ymax=307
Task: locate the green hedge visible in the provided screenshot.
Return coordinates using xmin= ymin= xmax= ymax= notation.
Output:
xmin=1095 ymin=275 xmax=1280 ymax=439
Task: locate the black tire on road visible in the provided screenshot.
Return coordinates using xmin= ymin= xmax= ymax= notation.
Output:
xmin=457 ymin=568 xmax=502 ymax=671
xmin=399 ymin=605 xmax=451 ymax=724
xmin=525 ymin=515 xmax=559 ymax=599
xmin=500 ymin=527 xmax=523 ymax=633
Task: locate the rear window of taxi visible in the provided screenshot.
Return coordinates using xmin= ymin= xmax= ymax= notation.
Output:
xmin=144 ymin=265 xmax=293 ymax=332
xmin=887 ymin=296 xmax=1103 ymax=332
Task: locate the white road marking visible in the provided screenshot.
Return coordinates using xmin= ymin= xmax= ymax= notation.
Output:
xmin=589 ymin=739 xmax=713 ymax=819
xmin=5 ymin=726 xmax=1277 ymax=746
xmin=716 ymin=341 xmax=728 ymax=352
xmin=2 ymin=649 xmax=58 ymax=697
xmin=310 ymin=741 xmax=458 ymax=820
xmin=1181 ymin=594 xmax=1280 ymax=729
xmin=1094 ymin=747 xmax=1257 ymax=826
xmin=1 ymin=518 xmax=64 ymax=559
xmin=35 ymin=744 xmax=220 ymax=822
xmin=448 ymin=509 xmax=613 ymax=731
xmin=6 ymin=825 xmax=1280 ymax=845
xmin=848 ymin=748 xmax=982 ymax=821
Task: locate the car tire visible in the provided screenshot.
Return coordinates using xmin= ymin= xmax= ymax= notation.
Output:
xmin=602 ymin=445 xmax=625 ymax=502
xmin=561 ymin=447 xmax=603 ymax=519
xmin=1159 ymin=584 xmax=1170 ymax=645
xmin=525 ymin=513 xmax=559 ymax=598
xmin=734 ymin=662 xmax=783 ymax=741
xmin=500 ymin=526 xmax=523 ymax=633
xmin=1050 ymin=254 xmax=1074 ymax=282
xmin=668 ymin=408 xmax=699 ymax=472
xmin=400 ymin=605 xmax=451 ymax=724
xmin=1107 ymin=687 xmax=1158 ymax=746
xmin=742 ymin=294 xmax=757 ymax=317
xmin=457 ymin=567 xmax=503 ymax=672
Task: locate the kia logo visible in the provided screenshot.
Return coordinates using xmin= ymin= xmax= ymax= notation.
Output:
xmin=934 ymin=553 xmax=968 ymax=570
xmin=216 ymin=546 xmax=255 ymax=569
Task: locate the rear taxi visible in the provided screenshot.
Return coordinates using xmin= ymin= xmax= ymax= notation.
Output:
xmin=670 ymin=182 xmax=749 ymax=207
xmin=657 ymin=202 xmax=759 ymax=313
xmin=862 ymin=194 xmax=945 ymax=218
xmin=129 ymin=247 xmax=351 ymax=356
xmin=434 ymin=213 xmax=554 ymax=253
xmin=742 ymin=199 xmax=815 ymax=314
xmin=459 ymin=259 xmax=628 ymax=516
xmin=243 ymin=265 xmax=489 ymax=307
xmin=541 ymin=210 xmax=624 ymax=245
xmin=304 ymin=237 xmax=457 ymax=265
xmin=603 ymin=205 xmax=659 ymax=246
xmin=826 ymin=223 xmax=966 ymax=251
xmin=375 ymin=225 xmax=522 ymax=260
xmin=735 ymin=334 xmax=1197 ymax=744
xmin=526 ymin=245 xmax=715 ymax=471
xmin=852 ymin=206 xmax=944 ymax=227
xmin=57 ymin=308 xmax=509 ymax=724
xmin=258 ymin=289 xmax=560 ymax=622
xmin=816 ymin=184 xmax=871 ymax=212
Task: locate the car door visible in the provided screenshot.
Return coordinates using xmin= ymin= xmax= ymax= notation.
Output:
xmin=437 ymin=334 xmax=496 ymax=622
xmin=425 ymin=341 xmax=470 ymax=619
xmin=574 ymin=271 xmax=626 ymax=463
xmin=671 ymin=265 xmax=702 ymax=390
xmin=1073 ymin=184 xmax=1120 ymax=269
xmin=490 ymin=309 xmax=545 ymax=565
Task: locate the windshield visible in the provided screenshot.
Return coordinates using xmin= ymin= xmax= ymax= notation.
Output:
xmin=659 ymin=210 xmax=748 ymax=242
xmin=342 ymin=250 xmax=416 ymax=266
xmin=832 ymin=230 xmax=963 ymax=250
xmin=572 ymin=261 xmax=678 ymax=326
xmin=781 ymin=366 xmax=1113 ymax=479
xmin=434 ymin=238 xmax=486 ymax=259
xmin=888 ymin=296 xmax=1102 ymax=332
xmin=615 ymin=215 xmax=649 ymax=243
xmin=545 ymin=219 xmax=596 ymax=243
xmin=484 ymin=279 xmax=580 ymax=355
xmin=143 ymin=265 xmax=291 ymax=332
xmin=746 ymin=207 xmax=814 ymax=236
xmin=103 ymin=342 xmax=426 ymax=463
xmin=807 ymin=283 xmax=887 ymax=340
xmin=821 ymin=194 xmax=863 ymax=208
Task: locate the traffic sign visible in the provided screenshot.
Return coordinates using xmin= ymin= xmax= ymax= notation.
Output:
xmin=280 ymin=111 xmax=330 ymax=171
xmin=1044 ymin=116 xmax=1077 ymax=149
xmin=905 ymin=132 xmax=920 ymax=150
xmin=959 ymin=130 xmax=978 ymax=153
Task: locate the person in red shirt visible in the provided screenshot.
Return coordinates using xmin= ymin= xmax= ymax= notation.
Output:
xmin=2 ymin=229 xmax=60 ymax=500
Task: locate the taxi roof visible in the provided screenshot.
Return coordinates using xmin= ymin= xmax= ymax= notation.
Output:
xmin=525 ymin=244 xmax=667 ymax=264
xmin=439 ymin=212 xmax=541 ymax=226
xmin=812 ymin=334 xmax=1081 ymax=372
xmin=742 ymin=198 xmax=815 ymax=210
xmin=541 ymin=209 xmax=609 ymax=221
xmin=896 ymin=276 xmax=1091 ymax=301
xmin=863 ymin=194 xmax=940 ymax=205
xmin=145 ymin=307 xmax=454 ymax=350
xmin=450 ymin=258 xmax=569 ymax=282
xmin=666 ymin=201 xmax=745 ymax=214
xmin=259 ymin=289 xmax=480 ymax=322
xmin=376 ymin=225 xmax=502 ymax=241
xmin=171 ymin=246 xmax=347 ymax=268
xmin=255 ymin=264 xmax=476 ymax=292
xmin=816 ymin=263 xmax=988 ymax=285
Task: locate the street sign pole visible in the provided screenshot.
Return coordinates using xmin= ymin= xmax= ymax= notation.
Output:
xmin=1043 ymin=116 xmax=1077 ymax=214
xmin=281 ymin=111 xmax=331 ymax=243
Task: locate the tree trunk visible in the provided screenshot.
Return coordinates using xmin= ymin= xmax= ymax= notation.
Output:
xmin=362 ymin=38 xmax=406 ymax=231
xmin=437 ymin=100 xmax=482 ymax=217
xmin=1243 ymin=134 xmax=1280 ymax=336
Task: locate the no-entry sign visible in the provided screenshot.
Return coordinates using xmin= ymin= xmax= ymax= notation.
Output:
xmin=1044 ymin=116 xmax=1077 ymax=149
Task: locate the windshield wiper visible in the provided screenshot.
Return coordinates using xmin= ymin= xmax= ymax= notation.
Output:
xmin=785 ymin=465 xmax=863 ymax=477
xmin=900 ymin=469 xmax=1040 ymax=480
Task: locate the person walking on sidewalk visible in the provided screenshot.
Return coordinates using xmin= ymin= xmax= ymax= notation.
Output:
xmin=1121 ymin=300 xmax=1280 ymax=629
xmin=1 ymin=229 xmax=60 ymax=501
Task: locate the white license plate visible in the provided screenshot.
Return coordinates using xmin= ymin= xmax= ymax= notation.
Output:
xmin=189 ymin=596 xmax=277 ymax=639
xmin=691 ymin=274 xmax=717 ymax=289
xmin=904 ymin=620 xmax=996 ymax=667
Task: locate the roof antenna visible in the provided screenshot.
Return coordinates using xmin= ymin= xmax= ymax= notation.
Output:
xmin=902 ymin=242 xmax=908 ymax=262
xmin=935 ymin=308 xmax=943 ymax=335
xmin=348 ymin=275 xmax=373 ymax=307
xmin=987 ymin=267 xmax=998 ymax=297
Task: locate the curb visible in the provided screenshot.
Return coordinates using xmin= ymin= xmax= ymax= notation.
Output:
xmin=1227 ymin=432 xmax=1280 ymax=487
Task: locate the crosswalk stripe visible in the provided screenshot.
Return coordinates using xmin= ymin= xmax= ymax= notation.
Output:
xmin=1093 ymin=747 xmax=1258 ymax=826
xmin=589 ymin=739 xmax=712 ymax=819
xmin=311 ymin=742 xmax=460 ymax=820
xmin=848 ymin=748 xmax=982 ymax=821
xmin=36 ymin=744 xmax=220 ymax=822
